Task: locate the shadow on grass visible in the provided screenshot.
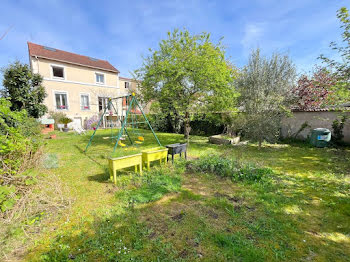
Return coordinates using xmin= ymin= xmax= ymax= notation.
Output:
xmin=33 ymin=170 xmax=350 ymax=262
xmin=34 ymin=132 xmax=350 ymax=261
xmin=87 ymin=171 xmax=110 ymax=183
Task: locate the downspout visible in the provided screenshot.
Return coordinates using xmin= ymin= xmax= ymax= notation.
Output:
xmin=35 ymin=55 xmax=40 ymax=73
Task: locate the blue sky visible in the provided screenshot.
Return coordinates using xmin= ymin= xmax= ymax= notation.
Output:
xmin=0 ymin=0 xmax=349 ymax=79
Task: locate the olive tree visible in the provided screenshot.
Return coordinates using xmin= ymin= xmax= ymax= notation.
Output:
xmin=134 ymin=29 xmax=239 ymax=139
xmin=236 ymin=49 xmax=296 ymax=147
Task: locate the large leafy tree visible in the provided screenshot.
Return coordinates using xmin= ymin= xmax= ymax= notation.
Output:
xmin=236 ymin=48 xmax=296 ymax=147
xmin=2 ymin=61 xmax=47 ymax=118
xmin=134 ymin=29 xmax=238 ymax=139
xmin=319 ymin=7 xmax=350 ymax=103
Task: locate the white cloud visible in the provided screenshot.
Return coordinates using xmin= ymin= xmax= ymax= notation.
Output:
xmin=241 ymin=23 xmax=266 ymax=53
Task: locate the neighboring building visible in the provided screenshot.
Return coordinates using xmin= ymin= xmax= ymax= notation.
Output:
xmin=27 ymin=42 xmax=139 ymax=128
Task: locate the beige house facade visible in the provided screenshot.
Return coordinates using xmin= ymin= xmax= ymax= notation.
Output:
xmin=28 ymin=42 xmax=139 ymax=128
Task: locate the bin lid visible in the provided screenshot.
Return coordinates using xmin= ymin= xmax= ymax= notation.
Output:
xmin=312 ymin=128 xmax=331 ymax=133
xmin=40 ymin=118 xmax=55 ymax=125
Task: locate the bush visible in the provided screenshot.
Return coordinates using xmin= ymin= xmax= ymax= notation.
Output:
xmin=189 ymin=118 xmax=224 ymax=136
xmin=48 ymin=111 xmax=67 ymax=130
xmin=0 ymin=98 xmax=43 ymax=213
xmin=332 ymin=115 xmax=347 ymax=145
xmin=146 ymin=113 xmax=178 ymax=133
xmin=147 ymin=113 xmax=224 ymax=136
xmin=187 ymin=154 xmax=273 ymax=183
xmin=85 ymin=115 xmax=99 ymax=130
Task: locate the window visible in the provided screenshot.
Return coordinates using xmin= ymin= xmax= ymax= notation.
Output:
xmin=52 ymin=66 xmax=64 ymax=78
xmin=81 ymin=94 xmax=90 ymax=110
xmin=125 ymin=82 xmax=130 ymax=89
xmin=96 ymin=73 xmax=105 ymax=84
xmin=55 ymin=92 xmax=68 ymax=110
xmin=98 ymin=97 xmax=111 ymax=112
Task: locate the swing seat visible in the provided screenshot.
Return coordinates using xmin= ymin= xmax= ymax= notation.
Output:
xmin=118 ymin=141 xmax=126 ymax=147
xmin=135 ymin=136 xmax=144 ymax=145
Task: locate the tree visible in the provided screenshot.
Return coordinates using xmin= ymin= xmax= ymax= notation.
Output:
xmin=2 ymin=61 xmax=47 ymax=118
xmin=319 ymin=7 xmax=350 ymax=103
xmin=293 ymin=67 xmax=336 ymax=110
xmin=236 ymin=48 xmax=296 ymax=147
xmin=134 ymin=29 xmax=239 ymax=139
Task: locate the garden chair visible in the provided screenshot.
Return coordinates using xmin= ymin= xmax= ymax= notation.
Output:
xmin=73 ymin=124 xmax=86 ymax=135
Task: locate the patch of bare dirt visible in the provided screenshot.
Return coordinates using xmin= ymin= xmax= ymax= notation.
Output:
xmin=214 ymin=192 xmax=243 ymax=204
xmin=179 ymin=249 xmax=189 ymax=258
xmin=172 ymin=212 xmax=185 ymax=222
xmin=105 ymin=185 xmax=119 ymax=194
xmin=207 ymin=209 xmax=219 ymax=219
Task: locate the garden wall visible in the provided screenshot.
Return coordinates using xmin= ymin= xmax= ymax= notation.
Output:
xmin=281 ymin=111 xmax=350 ymax=143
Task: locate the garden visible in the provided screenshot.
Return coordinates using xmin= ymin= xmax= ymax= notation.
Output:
xmin=1 ymin=129 xmax=349 ymax=261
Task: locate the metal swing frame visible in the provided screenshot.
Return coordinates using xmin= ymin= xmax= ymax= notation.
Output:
xmin=84 ymin=93 xmax=161 ymax=153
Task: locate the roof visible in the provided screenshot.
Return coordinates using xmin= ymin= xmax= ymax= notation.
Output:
xmin=291 ymin=104 xmax=350 ymax=112
xmin=27 ymin=42 xmax=119 ymax=73
xmin=119 ymin=76 xmax=136 ymax=81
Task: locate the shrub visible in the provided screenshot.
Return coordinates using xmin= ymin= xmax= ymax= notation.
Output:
xmin=48 ymin=111 xmax=67 ymax=130
xmin=0 ymin=98 xmax=43 ymax=213
xmin=85 ymin=115 xmax=99 ymax=130
xmin=332 ymin=115 xmax=347 ymax=145
xmin=189 ymin=155 xmax=236 ymax=177
xmin=187 ymin=154 xmax=273 ymax=183
xmin=147 ymin=112 xmax=225 ymax=136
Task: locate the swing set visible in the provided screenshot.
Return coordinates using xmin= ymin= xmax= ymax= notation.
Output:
xmin=84 ymin=93 xmax=161 ymax=153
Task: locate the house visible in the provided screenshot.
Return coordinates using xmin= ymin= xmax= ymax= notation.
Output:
xmin=27 ymin=42 xmax=139 ymax=128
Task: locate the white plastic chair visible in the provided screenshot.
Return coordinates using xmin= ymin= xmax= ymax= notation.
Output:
xmin=73 ymin=123 xmax=86 ymax=135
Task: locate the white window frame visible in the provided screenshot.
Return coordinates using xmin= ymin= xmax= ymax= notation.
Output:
xmin=98 ymin=96 xmax=112 ymax=113
xmin=95 ymin=72 xmax=105 ymax=85
xmin=50 ymin=63 xmax=66 ymax=80
xmin=125 ymin=81 xmax=130 ymax=89
xmin=53 ymin=91 xmax=69 ymax=110
xmin=80 ymin=93 xmax=90 ymax=111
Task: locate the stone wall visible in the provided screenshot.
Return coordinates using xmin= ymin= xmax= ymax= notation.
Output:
xmin=281 ymin=111 xmax=350 ymax=143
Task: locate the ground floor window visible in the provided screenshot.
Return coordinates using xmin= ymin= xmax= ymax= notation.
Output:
xmin=81 ymin=94 xmax=90 ymax=110
xmin=55 ymin=92 xmax=68 ymax=110
xmin=98 ymin=97 xmax=111 ymax=112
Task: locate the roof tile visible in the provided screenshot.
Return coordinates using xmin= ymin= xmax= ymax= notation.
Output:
xmin=28 ymin=42 xmax=119 ymax=73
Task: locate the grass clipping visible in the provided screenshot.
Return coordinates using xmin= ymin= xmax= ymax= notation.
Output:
xmin=0 ymin=172 xmax=73 ymax=260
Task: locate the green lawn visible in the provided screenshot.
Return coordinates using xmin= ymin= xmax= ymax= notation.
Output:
xmin=7 ymin=129 xmax=350 ymax=261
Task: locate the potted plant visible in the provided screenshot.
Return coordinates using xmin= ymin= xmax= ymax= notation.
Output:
xmin=59 ymin=117 xmax=73 ymax=132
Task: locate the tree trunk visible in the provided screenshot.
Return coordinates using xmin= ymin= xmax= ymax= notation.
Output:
xmin=184 ymin=111 xmax=191 ymax=140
